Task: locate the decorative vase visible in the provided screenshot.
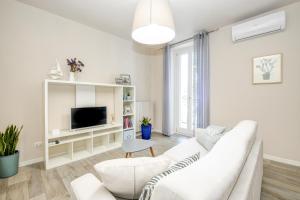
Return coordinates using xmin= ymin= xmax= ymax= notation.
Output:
xmin=262 ymin=72 xmax=270 ymax=80
xmin=141 ymin=124 xmax=152 ymax=140
xmin=48 ymin=59 xmax=63 ymax=80
xmin=0 ymin=151 xmax=19 ymax=178
xmin=69 ymin=72 xmax=76 ymax=81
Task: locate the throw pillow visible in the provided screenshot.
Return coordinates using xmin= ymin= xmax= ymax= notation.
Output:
xmin=94 ymin=156 xmax=171 ymax=199
xmin=139 ymin=152 xmax=201 ymax=200
xmin=196 ymin=129 xmax=224 ymax=151
xmin=206 ymin=125 xmax=226 ymax=136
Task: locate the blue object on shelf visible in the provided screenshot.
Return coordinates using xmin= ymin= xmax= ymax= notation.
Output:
xmin=141 ymin=124 xmax=152 ymax=140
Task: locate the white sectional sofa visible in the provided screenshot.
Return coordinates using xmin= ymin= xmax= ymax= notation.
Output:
xmin=71 ymin=120 xmax=263 ymax=200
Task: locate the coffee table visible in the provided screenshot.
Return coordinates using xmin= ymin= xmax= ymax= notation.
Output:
xmin=122 ymin=139 xmax=155 ymax=158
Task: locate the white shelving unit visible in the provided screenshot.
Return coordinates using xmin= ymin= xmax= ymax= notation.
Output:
xmin=123 ymin=86 xmax=136 ymax=140
xmin=44 ymin=79 xmax=135 ymax=169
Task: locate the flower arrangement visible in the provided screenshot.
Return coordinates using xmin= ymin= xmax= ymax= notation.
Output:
xmin=67 ymin=58 xmax=84 ymax=73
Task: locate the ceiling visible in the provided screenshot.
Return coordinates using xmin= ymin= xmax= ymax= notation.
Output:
xmin=17 ymin=0 xmax=299 ymax=43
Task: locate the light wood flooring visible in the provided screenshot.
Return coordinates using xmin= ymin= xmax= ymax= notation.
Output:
xmin=0 ymin=133 xmax=299 ymax=200
xmin=262 ymin=159 xmax=300 ymax=200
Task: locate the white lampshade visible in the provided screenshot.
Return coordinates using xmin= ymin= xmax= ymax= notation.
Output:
xmin=132 ymin=0 xmax=175 ymax=45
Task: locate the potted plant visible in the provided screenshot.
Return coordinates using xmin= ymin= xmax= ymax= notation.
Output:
xmin=67 ymin=58 xmax=84 ymax=81
xmin=141 ymin=117 xmax=152 ymax=140
xmin=0 ymin=125 xmax=22 ymax=178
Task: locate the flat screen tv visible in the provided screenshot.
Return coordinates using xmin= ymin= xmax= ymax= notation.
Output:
xmin=71 ymin=107 xmax=107 ymax=129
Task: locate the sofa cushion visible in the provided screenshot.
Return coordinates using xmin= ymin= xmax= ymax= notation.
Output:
xmin=94 ymin=156 xmax=171 ymax=199
xmin=195 ymin=130 xmax=224 ymax=151
xmin=150 ymin=120 xmax=257 ymax=200
xmin=162 ymin=138 xmax=208 ymax=163
xmin=139 ymin=152 xmax=201 ymax=200
xmin=206 ymin=125 xmax=226 ymax=135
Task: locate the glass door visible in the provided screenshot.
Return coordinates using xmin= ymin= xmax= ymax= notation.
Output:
xmin=173 ymin=47 xmax=193 ymax=136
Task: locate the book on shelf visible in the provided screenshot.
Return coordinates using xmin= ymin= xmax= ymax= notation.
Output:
xmin=123 ymin=117 xmax=133 ymax=129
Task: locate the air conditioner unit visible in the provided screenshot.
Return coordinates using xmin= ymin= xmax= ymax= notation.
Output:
xmin=232 ymin=11 xmax=286 ymax=42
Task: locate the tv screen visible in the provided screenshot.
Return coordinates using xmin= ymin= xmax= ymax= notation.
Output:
xmin=71 ymin=107 xmax=107 ymax=129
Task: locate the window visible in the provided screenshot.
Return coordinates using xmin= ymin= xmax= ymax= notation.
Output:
xmin=173 ymin=45 xmax=193 ymax=136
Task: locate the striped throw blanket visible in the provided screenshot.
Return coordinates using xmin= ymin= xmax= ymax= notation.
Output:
xmin=139 ymin=152 xmax=201 ymax=200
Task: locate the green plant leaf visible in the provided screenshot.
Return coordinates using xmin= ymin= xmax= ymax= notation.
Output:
xmin=0 ymin=134 xmax=6 ymax=156
xmin=140 ymin=117 xmax=151 ymax=126
xmin=0 ymin=125 xmax=22 ymax=156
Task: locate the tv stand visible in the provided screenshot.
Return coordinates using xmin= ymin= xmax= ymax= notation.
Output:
xmin=44 ymin=80 xmax=136 ymax=169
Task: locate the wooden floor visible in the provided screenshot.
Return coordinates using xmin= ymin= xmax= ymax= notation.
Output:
xmin=262 ymin=160 xmax=300 ymax=200
xmin=0 ymin=133 xmax=299 ymax=200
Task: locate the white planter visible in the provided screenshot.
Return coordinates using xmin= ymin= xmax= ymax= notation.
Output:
xmin=69 ymin=72 xmax=77 ymax=81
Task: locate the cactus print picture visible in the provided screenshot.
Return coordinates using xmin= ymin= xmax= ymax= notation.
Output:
xmin=253 ymin=54 xmax=282 ymax=84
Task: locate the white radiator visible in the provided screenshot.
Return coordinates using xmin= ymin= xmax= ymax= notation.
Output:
xmin=135 ymin=101 xmax=153 ymax=132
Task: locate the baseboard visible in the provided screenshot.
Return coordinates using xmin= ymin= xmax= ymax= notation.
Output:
xmin=19 ymin=157 xmax=44 ymax=167
xmin=153 ymin=129 xmax=163 ymax=133
xmin=263 ymin=154 xmax=300 ymax=167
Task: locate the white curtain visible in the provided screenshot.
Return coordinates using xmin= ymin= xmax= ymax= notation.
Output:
xmin=193 ymin=32 xmax=210 ymax=129
xmin=163 ymin=32 xmax=209 ymax=136
xmin=162 ymin=45 xmax=174 ymax=136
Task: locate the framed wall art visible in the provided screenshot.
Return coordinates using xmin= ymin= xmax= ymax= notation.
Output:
xmin=253 ymin=54 xmax=282 ymax=84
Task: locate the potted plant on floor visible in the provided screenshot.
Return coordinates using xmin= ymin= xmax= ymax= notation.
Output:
xmin=0 ymin=125 xmax=23 ymax=178
xmin=141 ymin=117 xmax=152 ymax=140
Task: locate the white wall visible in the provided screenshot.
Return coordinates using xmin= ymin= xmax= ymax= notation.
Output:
xmin=151 ymin=2 xmax=300 ymax=163
xmin=0 ymin=0 xmax=151 ymax=162
xmin=150 ymin=52 xmax=164 ymax=132
xmin=210 ymin=2 xmax=300 ymax=162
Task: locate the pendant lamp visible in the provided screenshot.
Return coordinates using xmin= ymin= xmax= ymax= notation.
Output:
xmin=132 ymin=0 xmax=175 ymax=45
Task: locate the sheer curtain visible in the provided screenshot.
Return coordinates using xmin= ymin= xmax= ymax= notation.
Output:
xmin=163 ymin=32 xmax=209 ymax=136
xmin=193 ymin=32 xmax=210 ymax=130
xmin=162 ymin=45 xmax=174 ymax=136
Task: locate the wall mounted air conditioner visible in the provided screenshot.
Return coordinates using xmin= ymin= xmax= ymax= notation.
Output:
xmin=232 ymin=11 xmax=286 ymax=42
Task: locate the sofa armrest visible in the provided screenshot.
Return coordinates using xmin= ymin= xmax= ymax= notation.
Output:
xmin=71 ymin=173 xmax=116 ymax=200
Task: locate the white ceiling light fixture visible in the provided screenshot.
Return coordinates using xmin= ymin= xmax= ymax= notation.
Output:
xmin=132 ymin=0 xmax=175 ymax=45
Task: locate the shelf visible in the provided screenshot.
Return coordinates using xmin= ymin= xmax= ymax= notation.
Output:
xmin=123 ymin=100 xmax=134 ymax=103
xmin=47 ymin=143 xmax=121 ymax=169
xmin=48 ymin=123 xmax=122 ymax=140
xmin=73 ymin=150 xmax=91 ymax=161
xmin=46 ymin=126 xmax=123 ymax=169
xmin=45 ymin=79 xmax=123 ymax=88
xmin=93 ymin=143 xmax=122 ymax=154
xmin=123 ymin=127 xmax=134 ymax=131
xmin=45 ymin=79 xmax=135 ymax=169
xmin=93 ymin=129 xmax=122 ymax=138
xmin=123 ymin=113 xmax=134 ymax=117
xmin=48 ymin=135 xmax=92 ymax=147
xmin=122 ymin=85 xmax=135 ymax=88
